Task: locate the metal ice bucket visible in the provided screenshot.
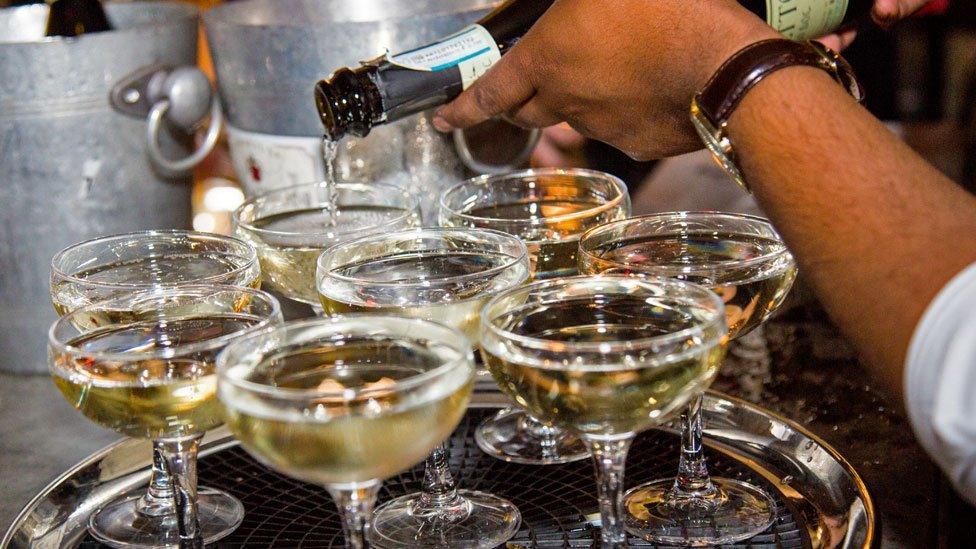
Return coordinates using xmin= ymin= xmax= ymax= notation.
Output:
xmin=0 ymin=2 xmax=217 ymax=374
xmin=204 ymin=0 xmax=537 ymax=220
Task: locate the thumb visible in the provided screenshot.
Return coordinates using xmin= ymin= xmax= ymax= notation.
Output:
xmin=433 ymin=51 xmax=536 ymax=132
xmin=816 ymin=27 xmax=858 ymax=51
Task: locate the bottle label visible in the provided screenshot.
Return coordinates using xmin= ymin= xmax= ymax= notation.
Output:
xmin=765 ymin=0 xmax=850 ymax=40
xmin=390 ymin=24 xmax=501 ymax=89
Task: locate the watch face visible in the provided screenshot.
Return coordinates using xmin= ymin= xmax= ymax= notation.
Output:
xmin=690 ymin=100 xmax=748 ymax=190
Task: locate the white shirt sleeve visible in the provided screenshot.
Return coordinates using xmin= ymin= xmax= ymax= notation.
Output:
xmin=905 ymin=262 xmax=976 ymax=506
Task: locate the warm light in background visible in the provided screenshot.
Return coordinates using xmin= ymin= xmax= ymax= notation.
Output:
xmin=193 ymin=212 xmax=218 ymax=233
xmin=190 ymin=0 xmax=240 ymax=236
xmin=202 ymin=184 xmax=245 ymax=212
xmin=192 ymin=177 xmax=245 ymax=235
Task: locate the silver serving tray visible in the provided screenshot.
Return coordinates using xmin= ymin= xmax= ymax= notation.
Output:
xmin=2 ymin=391 xmax=875 ymax=548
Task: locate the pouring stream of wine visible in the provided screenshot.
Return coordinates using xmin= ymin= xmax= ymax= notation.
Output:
xmin=321 ymin=137 xmax=339 ymax=227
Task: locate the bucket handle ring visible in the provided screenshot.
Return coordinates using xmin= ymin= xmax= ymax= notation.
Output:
xmin=111 ymin=64 xmax=224 ymax=175
xmin=453 ymin=125 xmax=540 ymax=174
xmin=146 ymin=95 xmax=223 ymax=174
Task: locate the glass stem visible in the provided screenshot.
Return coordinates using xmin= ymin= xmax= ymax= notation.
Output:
xmin=585 ymin=436 xmax=633 ymax=547
xmin=728 ymin=327 xmax=772 ymax=402
xmin=413 ymin=443 xmax=468 ymax=520
xmin=157 ymin=434 xmax=204 ymax=549
xmin=520 ymin=414 xmax=561 ymax=459
xmin=327 ymin=481 xmax=381 ymax=549
xmin=137 ymin=442 xmax=176 ymax=517
xmin=673 ymin=394 xmax=719 ymax=499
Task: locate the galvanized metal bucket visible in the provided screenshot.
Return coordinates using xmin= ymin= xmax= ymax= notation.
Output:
xmin=0 ymin=2 xmax=214 ymax=374
xmin=204 ymin=0 xmax=537 ymax=220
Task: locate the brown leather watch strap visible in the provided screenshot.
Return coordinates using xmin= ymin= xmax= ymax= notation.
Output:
xmin=697 ymin=39 xmax=835 ymax=125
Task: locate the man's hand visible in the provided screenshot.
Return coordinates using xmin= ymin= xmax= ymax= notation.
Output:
xmin=434 ymin=0 xmax=934 ymax=160
xmin=433 ymin=0 xmax=776 ymax=160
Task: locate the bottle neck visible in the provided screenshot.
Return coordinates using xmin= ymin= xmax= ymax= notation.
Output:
xmin=315 ymin=66 xmax=383 ymax=141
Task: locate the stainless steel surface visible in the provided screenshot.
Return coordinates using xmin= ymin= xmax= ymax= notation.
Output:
xmin=203 ymin=0 xmax=493 ymax=137
xmin=2 ymin=392 xmax=874 ymax=548
xmin=0 ymin=1 xmax=197 ymax=374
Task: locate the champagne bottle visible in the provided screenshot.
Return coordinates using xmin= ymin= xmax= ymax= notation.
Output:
xmin=315 ymin=0 xmax=555 ymax=140
xmin=315 ymin=0 xmax=871 ymax=140
xmin=45 ymin=0 xmax=112 ymax=37
xmin=739 ymin=0 xmax=873 ymax=41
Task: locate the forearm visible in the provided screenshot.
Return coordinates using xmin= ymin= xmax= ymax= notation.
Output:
xmin=728 ymin=66 xmax=976 ymax=396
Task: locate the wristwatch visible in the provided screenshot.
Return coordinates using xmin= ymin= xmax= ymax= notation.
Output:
xmin=690 ymin=39 xmax=863 ymax=191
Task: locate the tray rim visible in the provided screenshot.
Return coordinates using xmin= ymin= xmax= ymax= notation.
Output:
xmin=2 ymin=390 xmax=876 ymax=548
xmin=710 ymin=391 xmax=877 ymax=548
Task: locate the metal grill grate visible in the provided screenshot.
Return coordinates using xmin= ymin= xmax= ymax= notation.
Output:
xmin=80 ymin=409 xmax=804 ymax=548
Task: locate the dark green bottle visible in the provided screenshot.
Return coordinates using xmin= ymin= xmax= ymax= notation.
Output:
xmin=44 ymin=0 xmax=112 ymax=37
xmin=315 ymin=0 xmax=555 ymax=141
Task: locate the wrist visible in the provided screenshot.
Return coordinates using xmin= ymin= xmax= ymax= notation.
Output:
xmin=690 ymin=38 xmax=862 ymax=191
xmin=726 ymin=65 xmax=840 ymax=135
xmin=696 ymin=7 xmax=780 ymax=92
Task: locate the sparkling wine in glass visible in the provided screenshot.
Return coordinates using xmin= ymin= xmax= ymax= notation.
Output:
xmin=480 ymin=275 xmax=727 ymax=547
xmin=438 ymin=168 xmax=631 ymax=465
xmin=578 ymin=212 xmax=797 ymax=545
xmin=48 ymin=286 xmax=281 ymax=548
xmin=48 ymin=231 xmax=262 ymax=548
xmin=217 ymin=316 xmax=476 ymax=549
xmin=51 ymin=230 xmax=260 ymax=316
xmin=317 ymin=227 xmax=529 ymax=548
xmin=234 ymin=181 xmax=420 ymax=308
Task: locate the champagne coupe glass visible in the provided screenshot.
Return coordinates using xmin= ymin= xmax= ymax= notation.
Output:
xmin=49 ymin=231 xmax=261 ymax=547
xmin=217 ymin=316 xmax=476 ymax=549
xmin=578 ymin=212 xmax=797 ymax=545
xmin=480 ymin=275 xmax=728 ymax=547
xmin=48 ymin=286 xmax=282 ymax=548
xmin=234 ymin=181 xmax=421 ymax=309
xmin=51 ymin=230 xmax=260 ymax=315
xmin=438 ymin=168 xmax=631 ymax=464
xmin=316 ymin=227 xmax=529 ymax=548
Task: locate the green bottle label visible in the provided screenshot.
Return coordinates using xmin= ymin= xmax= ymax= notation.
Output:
xmin=765 ymin=0 xmax=850 ymax=40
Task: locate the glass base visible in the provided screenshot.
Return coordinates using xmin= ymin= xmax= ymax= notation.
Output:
xmin=475 ymin=408 xmax=589 ymax=465
xmin=369 ymin=489 xmax=520 ymax=548
xmin=88 ymin=487 xmax=244 ymax=548
xmin=623 ymin=476 xmax=775 ymax=546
